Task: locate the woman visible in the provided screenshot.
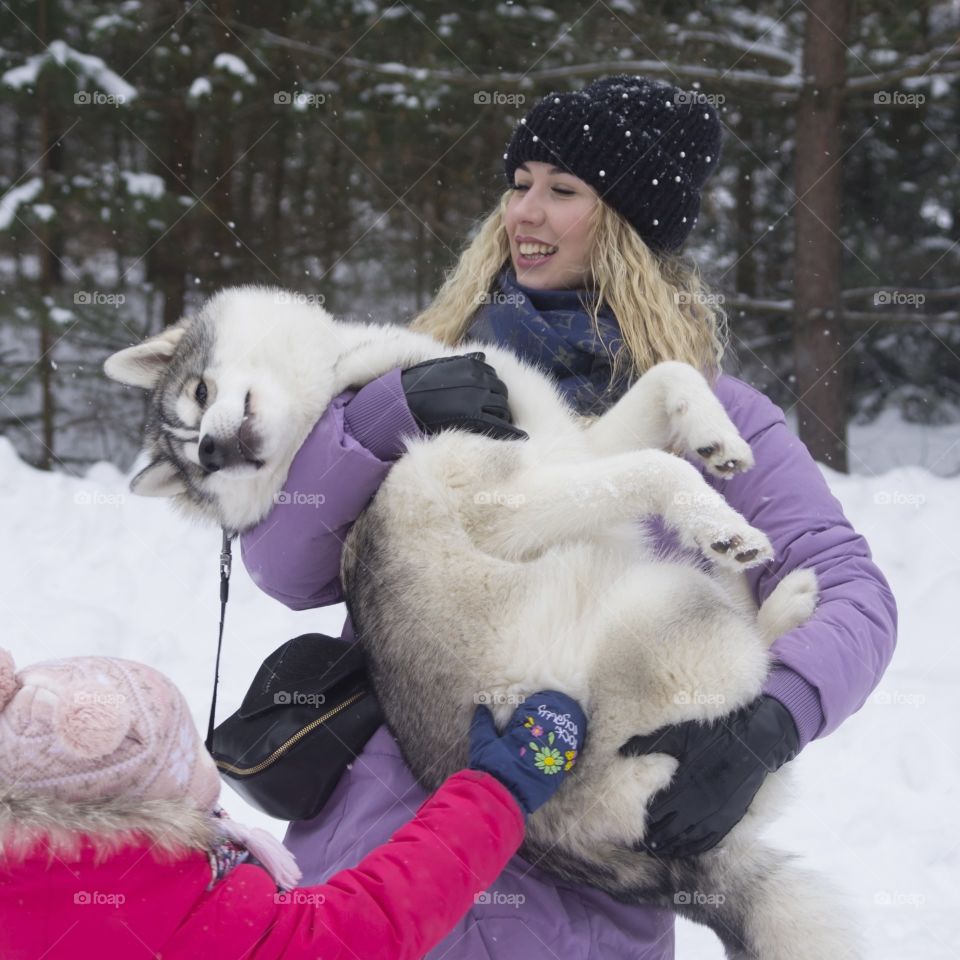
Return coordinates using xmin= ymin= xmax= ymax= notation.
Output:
xmin=240 ymin=75 xmax=897 ymax=958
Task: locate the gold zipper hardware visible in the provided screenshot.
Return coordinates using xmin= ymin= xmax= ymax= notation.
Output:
xmin=215 ymin=689 xmax=368 ymax=776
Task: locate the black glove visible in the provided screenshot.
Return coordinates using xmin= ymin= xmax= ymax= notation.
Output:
xmin=401 ymin=353 xmax=527 ymax=441
xmin=468 ymin=691 xmax=587 ymax=815
xmin=620 ymin=695 xmax=800 ymax=857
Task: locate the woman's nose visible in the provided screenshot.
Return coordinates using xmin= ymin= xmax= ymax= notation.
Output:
xmin=515 ymin=188 xmax=546 ymax=224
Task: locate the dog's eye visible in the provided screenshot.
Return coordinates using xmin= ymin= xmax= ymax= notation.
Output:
xmin=195 ymin=380 xmax=208 ymax=406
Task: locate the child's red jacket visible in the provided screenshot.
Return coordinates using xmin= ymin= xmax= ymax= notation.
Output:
xmin=0 ymin=769 xmax=524 ymax=959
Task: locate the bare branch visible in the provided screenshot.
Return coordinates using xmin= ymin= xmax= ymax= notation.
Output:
xmin=725 ymin=294 xmax=960 ymax=324
xmin=249 ymin=27 xmax=804 ymax=94
xmin=845 ymin=45 xmax=960 ymax=93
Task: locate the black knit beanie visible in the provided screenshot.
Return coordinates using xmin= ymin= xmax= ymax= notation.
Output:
xmin=503 ymin=75 xmax=723 ymax=253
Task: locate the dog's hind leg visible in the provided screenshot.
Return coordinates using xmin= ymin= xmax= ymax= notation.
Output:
xmin=584 ymin=361 xmax=754 ymax=479
xmin=756 ymin=568 xmax=819 ymax=645
xmin=472 ymin=448 xmax=773 ymax=572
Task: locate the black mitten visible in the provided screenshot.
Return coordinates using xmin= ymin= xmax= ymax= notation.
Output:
xmin=401 ymin=353 xmax=527 ymax=441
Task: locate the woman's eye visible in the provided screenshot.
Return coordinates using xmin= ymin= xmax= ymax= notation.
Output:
xmin=194 ymin=380 xmax=208 ymax=406
xmin=512 ymin=183 xmax=530 ymax=191
xmin=553 ymin=186 xmax=575 ymax=196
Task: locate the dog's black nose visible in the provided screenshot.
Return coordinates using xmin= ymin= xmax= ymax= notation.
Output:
xmin=199 ymin=435 xmax=224 ymax=472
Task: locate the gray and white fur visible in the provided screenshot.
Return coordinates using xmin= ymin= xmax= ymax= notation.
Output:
xmin=105 ymin=286 xmax=859 ymax=959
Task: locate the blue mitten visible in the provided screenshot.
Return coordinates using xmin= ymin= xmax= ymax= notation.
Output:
xmin=468 ymin=691 xmax=587 ymax=815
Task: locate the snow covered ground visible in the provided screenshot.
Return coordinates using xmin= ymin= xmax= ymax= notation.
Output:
xmin=1 ymin=427 xmax=956 ymax=957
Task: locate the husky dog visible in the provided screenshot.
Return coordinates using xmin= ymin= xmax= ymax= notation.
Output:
xmin=106 ymin=286 xmax=857 ymax=959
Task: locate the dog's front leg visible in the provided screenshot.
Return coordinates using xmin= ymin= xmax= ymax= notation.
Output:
xmin=329 ymin=325 xmax=454 ymax=395
xmin=584 ymin=361 xmax=754 ymax=478
xmin=471 ymin=449 xmax=772 ymax=569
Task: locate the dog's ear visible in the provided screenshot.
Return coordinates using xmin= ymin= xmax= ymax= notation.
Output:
xmin=130 ymin=459 xmax=187 ymax=498
xmin=104 ymin=321 xmax=188 ymax=389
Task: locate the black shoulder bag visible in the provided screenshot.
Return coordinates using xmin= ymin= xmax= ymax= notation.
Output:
xmin=205 ymin=531 xmax=384 ymax=822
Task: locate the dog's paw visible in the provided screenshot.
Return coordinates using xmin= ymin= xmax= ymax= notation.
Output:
xmin=696 ymin=516 xmax=773 ymax=569
xmin=668 ymin=401 xmax=754 ymax=478
xmin=692 ymin=432 xmax=754 ymax=478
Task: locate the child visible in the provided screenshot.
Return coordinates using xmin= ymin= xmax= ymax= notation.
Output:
xmin=0 ymin=648 xmax=584 ymax=959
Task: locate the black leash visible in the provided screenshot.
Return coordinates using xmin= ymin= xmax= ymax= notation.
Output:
xmin=205 ymin=527 xmax=236 ymax=752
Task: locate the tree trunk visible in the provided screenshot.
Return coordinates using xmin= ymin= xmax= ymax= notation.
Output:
xmin=792 ymin=0 xmax=852 ymax=470
xmin=735 ymin=117 xmax=757 ymax=298
xmin=36 ymin=0 xmax=63 ymax=471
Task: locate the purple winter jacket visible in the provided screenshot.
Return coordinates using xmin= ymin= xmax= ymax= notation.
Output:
xmin=240 ymin=367 xmax=897 ymax=959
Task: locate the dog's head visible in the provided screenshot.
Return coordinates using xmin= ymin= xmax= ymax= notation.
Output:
xmin=104 ymin=286 xmax=336 ymax=531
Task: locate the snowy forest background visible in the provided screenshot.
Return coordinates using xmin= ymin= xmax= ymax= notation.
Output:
xmin=2 ymin=4 xmax=959 ymax=956
xmin=2 ymin=0 xmax=960 ymax=477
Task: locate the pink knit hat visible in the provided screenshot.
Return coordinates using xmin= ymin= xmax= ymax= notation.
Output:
xmin=0 ymin=649 xmax=220 ymax=808
xmin=0 ymin=649 xmax=302 ymax=889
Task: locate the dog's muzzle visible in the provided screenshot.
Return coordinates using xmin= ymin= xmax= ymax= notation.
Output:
xmin=199 ymin=429 xmax=264 ymax=473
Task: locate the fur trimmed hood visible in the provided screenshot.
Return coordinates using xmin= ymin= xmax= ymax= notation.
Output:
xmin=0 ymin=791 xmax=302 ymax=889
xmin=0 ymin=792 xmax=217 ymax=864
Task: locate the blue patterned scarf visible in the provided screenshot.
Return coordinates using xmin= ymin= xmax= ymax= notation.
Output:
xmin=464 ymin=269 xmax=633 ymax=416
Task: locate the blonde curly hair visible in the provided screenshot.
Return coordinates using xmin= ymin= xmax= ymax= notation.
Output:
xmin=411 ymin=191 xmax=728 ymax=388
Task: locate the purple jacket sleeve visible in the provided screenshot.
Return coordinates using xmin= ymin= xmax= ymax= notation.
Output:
xmin=709 ymin=375 xmax=898 ymax=748
xmin=239 ymin=368 xmax=421 ymax=610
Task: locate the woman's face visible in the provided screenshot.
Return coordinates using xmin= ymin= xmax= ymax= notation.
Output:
xmin=505 ymin=161 xmax=599 ymax=290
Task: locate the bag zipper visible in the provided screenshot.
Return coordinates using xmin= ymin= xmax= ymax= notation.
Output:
xmin=215 ymin=689 xmax=369 ymax=776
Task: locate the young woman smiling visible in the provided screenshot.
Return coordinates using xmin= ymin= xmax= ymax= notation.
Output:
xmin=241 ymin=75 xmax=896 ymax=959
